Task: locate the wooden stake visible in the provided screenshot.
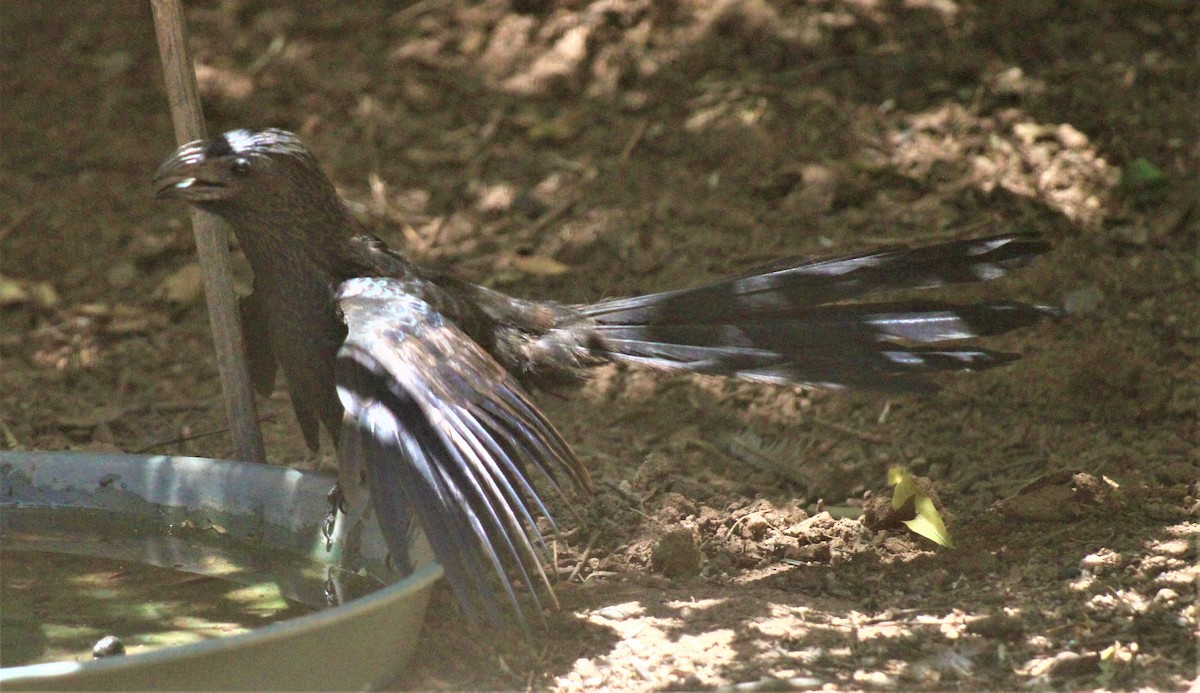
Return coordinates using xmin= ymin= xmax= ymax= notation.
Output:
xmin=150 ymin=0 xmax=265 ymax=463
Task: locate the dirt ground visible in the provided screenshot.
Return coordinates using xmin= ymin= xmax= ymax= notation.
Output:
xmin=2 ymin=0 xmax=1197 ymax=689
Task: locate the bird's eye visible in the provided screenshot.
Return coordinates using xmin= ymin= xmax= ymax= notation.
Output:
xmin=231 ymin=157 xmax=252 ymax=176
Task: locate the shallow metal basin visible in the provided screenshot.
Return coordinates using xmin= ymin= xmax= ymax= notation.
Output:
xmin=0 ymin=451 xmax=440 ymax=691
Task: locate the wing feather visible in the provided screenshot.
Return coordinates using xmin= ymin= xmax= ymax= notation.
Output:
xmin=335 ymin=277 xmax=590 ymax=629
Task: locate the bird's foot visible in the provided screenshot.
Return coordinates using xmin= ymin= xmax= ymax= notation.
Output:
xmin=322 ymin=483 xmax=346 ymax=550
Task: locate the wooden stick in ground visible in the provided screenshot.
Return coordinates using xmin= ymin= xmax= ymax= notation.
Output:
xmin=150 ymin=0 xmax=265 ymax=463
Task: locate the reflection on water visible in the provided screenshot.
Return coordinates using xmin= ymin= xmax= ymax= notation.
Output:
xmin=0 ymin=507 xmax=385 ymax=668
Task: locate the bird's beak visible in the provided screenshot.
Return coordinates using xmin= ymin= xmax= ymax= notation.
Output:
xmin=153 ymin=140 xmax=228 ymax=201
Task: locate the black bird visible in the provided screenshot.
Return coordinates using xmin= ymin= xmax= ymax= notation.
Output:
xmin=154 ymin=128 xmax=1053 ymax=627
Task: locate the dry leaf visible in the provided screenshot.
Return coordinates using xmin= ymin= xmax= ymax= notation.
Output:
xmin=511 ymin=254 xmax=570 ymax=276
xmin=0 ymin=274 xmax=60 ymax=309
xmin=155 ymin=264 xmax=205 ymax=305
xmin=105 ymin=304 xmax=165 ymax=335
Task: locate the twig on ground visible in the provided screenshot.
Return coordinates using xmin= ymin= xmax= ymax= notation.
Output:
xmin=134 ymin=413 xmax=276 ymax=453
xmin=620 ymin=118 xmax=649 ymax=161
xmin=567 ymin=530 xmax=601 ymax=584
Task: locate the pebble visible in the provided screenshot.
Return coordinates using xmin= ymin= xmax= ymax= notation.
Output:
xmin=92 ymin=635 xmax=126 ymax=658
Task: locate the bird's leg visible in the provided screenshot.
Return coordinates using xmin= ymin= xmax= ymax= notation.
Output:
xmin=323 ymin=432 xmax=367 ymax=550
xmin=323 ymin=483 xmax=346 ymax=550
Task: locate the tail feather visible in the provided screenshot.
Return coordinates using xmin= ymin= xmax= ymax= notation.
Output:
xmin=583 ymin=233 xmax=1049 ymax=326
xmin=597 ymin=338 xmax=1024 ymax=388
xmin=579 ymin=234 xmax=1054 ymax=389
xmin=595 ymin=301 xmax=1052 ymax=352
xmin=738 ymin=347 xmax=1022 ymax=392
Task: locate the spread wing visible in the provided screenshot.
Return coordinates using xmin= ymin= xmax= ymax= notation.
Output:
xmin=334 ymin=277 xmax=591 ymax=629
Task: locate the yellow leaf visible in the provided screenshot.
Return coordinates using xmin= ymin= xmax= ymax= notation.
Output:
xmin=888 ymin=466 xmax=954 ymax=547
xmin=904 ymin=495 xmax=954 ymax=548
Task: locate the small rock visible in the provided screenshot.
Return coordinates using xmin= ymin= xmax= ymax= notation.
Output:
xmin=92 ymin=635 xmax=126 ymax=658
xmin=1153 ymin=588 xmax=1179 ymax=605
xmin=1013 ymin=122 xmax=1052 ymax=144
xmin=791 ymin=511 xmax=836 ymax=538
xmin=1080 ymin=548 xmax=1121 ymax=574
xmin=741 ymin=512 xmax=772 ymax=539
xmin=593 ymin=602 xmax=644 ymax=621
xmin=1056 ymin=123 xmax=1089 ymax=149
xmin=881 ymin=535 xmax=916 ymax=555
xmin=474 ymin=182 xmax=515 ymax=213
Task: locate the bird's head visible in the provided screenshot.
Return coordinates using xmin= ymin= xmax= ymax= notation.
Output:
xmin=154 ymin=128 xmax=354 ymax=261
xmin=154 ymin=129 xmax=310 ymax=200
xmin=153 ymin=128 xmax=347 ymax=220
